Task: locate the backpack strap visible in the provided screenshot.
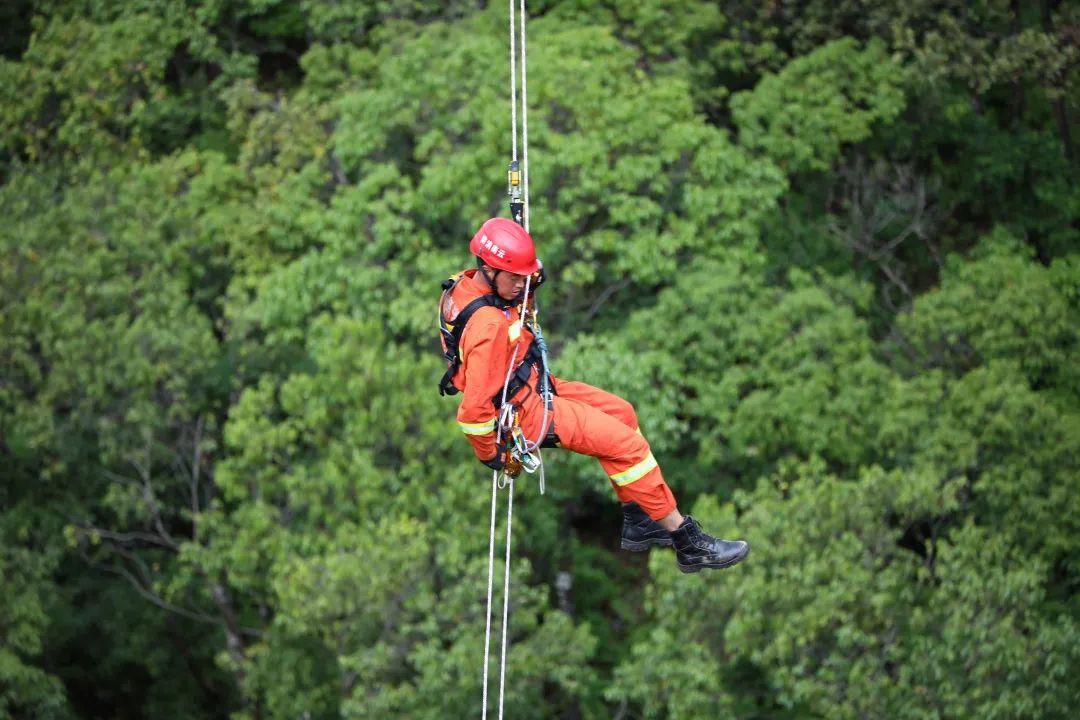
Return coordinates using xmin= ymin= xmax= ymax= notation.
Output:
xmin=438 ymin=289 xmax=505 ymax=396
xmin=491 ymin=342 xmax=546 ymax=408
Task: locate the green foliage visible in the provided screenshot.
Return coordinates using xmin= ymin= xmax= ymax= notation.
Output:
xmin=332 ymin=8 xmax=787 ymax=320
xmin=302 ymin=0 xmax=482 ymax=45
xmin=1 ymin=150 xmax=239 ymax=714
xmin=904 ymin=523 xmax=1080 ymax=719
xmin=898 ymin=230 xmax=1080 ymax=400
xmin=609 ymin=257 xmax=889 ymax=486
xmin=556 ymin=335 xmax=687 ymax=454
xmin=0 ymin=541 xmax=70 ymax=720
xmin=0 ymin=10 xmax=217 ymax=163
xmin=894 ymin=0 xmax=1078 ymax=99
xmin=2 ymin=2 xmax=1078 ymax=719
xmin=1 ymin=152 xmax=230 ymax=477
xmin=732 ymin=37 xmax=907 ymax=175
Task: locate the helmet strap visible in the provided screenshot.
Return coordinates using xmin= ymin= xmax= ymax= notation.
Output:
xmin=478 ymin=260 xmax=527 ymax=307
xmin=478 ymin=259 xmax=501 ymax=289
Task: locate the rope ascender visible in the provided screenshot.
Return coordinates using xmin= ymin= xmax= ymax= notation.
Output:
xmin=481 ymin=2 xmax=554 ymax=718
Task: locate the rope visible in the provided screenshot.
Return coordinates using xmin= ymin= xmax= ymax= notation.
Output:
xmin=508 ymin=0 xmax=518 ymax=165
xmin=497 ymin=475 xmax=514 ymax=720
xmin=518 ymin=0 xmax=530 ymax=232
xmin=481 ymin=468 xmax=498 ymax=720
xmin=481 ymin=4 xmax=532 ymax=718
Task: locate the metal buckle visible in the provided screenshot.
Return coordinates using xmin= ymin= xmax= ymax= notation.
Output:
xmin=510 ymin=426 xmax=541 ymax=474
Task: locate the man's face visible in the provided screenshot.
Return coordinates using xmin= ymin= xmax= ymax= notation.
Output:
xmin=489 ymin=267 xmax=528 ymax=302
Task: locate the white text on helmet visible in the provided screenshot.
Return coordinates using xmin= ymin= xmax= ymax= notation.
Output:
xmin=479 ymin=234 xmax=507 ymax=259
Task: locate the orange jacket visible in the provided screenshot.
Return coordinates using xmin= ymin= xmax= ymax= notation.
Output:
xmin=444 ymin=269 xmax=537 ymax=462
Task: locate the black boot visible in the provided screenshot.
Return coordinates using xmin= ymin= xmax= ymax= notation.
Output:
xmin=620 ymin=502 xmax=673 ymax=551
xmin=671 ymin=515 xmax=749 ymax=573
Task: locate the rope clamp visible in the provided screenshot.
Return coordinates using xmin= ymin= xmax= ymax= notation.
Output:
xmin=508 ymin=160 xmax=524 ymax=227
xmin=510 ymin=426 xmax=541 ymax=474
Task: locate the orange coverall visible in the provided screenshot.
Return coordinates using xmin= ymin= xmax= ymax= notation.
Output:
xmin=447 ymin=269 xmax=677 ymax=520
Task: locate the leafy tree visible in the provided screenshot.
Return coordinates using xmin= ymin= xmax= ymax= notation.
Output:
xmin=0 ymin=151 xmax=244 ymax=714
xmin=896 ymin=230 xmax=1080 ymax=402
xmin=0 ymin=540 xmax=70 ymax=720
xmin=731 ymin=37 xmax=907 ymax=176
xmin=331 ymin=7 xmax=786 ymax=333
xmin=0 ymin=10 xmax=231 ymax=164
xmin=2 ymin=2 xmax=1078 ymax=719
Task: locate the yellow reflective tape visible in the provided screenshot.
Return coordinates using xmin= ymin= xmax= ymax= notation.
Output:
xmin=610 ymin=453 xmax=658 ymax=486
xmin=458 ymin=418 xmax=496 ymax=436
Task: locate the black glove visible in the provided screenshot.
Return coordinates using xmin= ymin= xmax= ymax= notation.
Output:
xmin=481 ymin=452 xmax=504 ymax=471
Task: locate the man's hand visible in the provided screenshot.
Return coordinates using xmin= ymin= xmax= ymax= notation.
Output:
xmin=503 ymin=454 xmax=523 ymax=478
xmin=481 ymin=448 xmax=523 ymax=477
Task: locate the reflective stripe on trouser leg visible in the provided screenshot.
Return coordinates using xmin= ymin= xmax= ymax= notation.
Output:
xmin=600 ymin=441 xmax=677 ymax=520
xmin=610 ymin=452 xmax=657 ymax=486
xmin=523 ymin=390 xmax=678 ymax=520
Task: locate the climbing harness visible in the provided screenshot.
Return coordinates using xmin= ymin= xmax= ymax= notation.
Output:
xmin=437 ymin=270 xmax=552 ymax=418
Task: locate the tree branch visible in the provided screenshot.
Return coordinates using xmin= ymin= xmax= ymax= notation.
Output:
xmin=584 ymin=278 xmax=632 ymax=322
xmin=77 ymin=524 xmax=178 ymax=550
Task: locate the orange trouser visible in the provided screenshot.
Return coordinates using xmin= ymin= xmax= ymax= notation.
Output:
xmin=518 ymin=376 xmax=677 ymax=520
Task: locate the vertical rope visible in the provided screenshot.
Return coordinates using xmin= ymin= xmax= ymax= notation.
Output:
xmin=508 ymin=0 xmax=518 ymax=163
xmin=518 ymin=0 xmax=529 ymax=232
xmin=497 ymin=476 xmax=515 ymax=720
xmin=481 ymin=468 xmax=499 ymax=720
xmin=482 ymin=3 xmax=529 ymax=718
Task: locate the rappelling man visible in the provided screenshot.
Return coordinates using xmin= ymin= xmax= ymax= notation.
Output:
xmin=439 ymin=217 xmax=749 ymax=573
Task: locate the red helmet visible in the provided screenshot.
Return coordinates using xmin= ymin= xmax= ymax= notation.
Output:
xmin=469 ymin=217 xmax=541 ymax=275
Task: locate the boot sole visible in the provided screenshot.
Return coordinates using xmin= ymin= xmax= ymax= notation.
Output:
xmin=676 ymin=544 xmax=750 ymax=573
xmin=621 ymin=538 xmax=674 ymax=552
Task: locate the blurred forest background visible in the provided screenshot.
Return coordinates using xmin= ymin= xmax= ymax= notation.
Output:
xmin=1 ymin=1 xmax=1079 ymax=718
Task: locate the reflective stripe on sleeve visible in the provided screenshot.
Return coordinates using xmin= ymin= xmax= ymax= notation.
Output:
xmin=610 ymin=453 xmax=658 ymax=486
xmin=459 ymin=418 xmax=497 ymax=436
